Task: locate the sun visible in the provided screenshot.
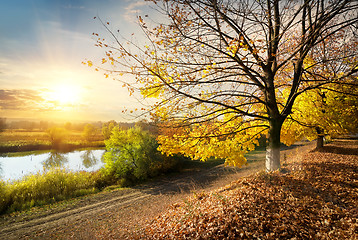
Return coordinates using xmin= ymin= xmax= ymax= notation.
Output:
xmin=42 ymin=84 xmax=81 ymax=108
xmin=52 ymin=85 xmax=80 ymax=105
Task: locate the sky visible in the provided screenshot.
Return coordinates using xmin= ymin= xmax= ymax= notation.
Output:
xmin=0 ymin=0 xmax=153 ymax=122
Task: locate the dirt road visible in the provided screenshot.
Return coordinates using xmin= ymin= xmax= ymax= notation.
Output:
xmin=0 ymin=142 xmax=313 ymax=239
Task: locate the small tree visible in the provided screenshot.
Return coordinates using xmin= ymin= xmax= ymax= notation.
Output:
xmin=46 ymin=127 xmax=68 ymax=149
xmin=81 ymin=150 xmax=98 ymax=168
xmin=83 ymin=124 xmax=97 ymax=142
xmin=102 ymin=126 xmax=161 ymax=183
xmin=43 ymin=152 xmax=68 ymax=169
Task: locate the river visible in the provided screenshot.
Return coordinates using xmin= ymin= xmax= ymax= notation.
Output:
xmin=0 ymin=149 xmax=106 ymax=182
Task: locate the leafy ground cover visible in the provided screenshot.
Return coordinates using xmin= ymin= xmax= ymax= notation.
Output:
xmin=143 ymin=139 xmax=358 ymax=239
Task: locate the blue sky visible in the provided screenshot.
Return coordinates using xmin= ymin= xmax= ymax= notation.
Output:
xmin=0 ymin=0 xmax=152 ymax=122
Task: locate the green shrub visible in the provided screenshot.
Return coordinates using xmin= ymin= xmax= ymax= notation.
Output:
xmin=102 ymin=126 xmax=181 ymax=186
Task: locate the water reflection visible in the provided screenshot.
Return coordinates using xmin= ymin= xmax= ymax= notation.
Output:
xmin=42 ymin=152 xmax=68 ymax=169
xmin=81 ymin=150 xmax=98 ymax=168
xmin=0 ymin=149 xmax=105 ymax=181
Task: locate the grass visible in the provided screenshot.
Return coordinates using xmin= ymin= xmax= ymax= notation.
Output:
xmin=179 ymin=158 xmax=226 ymax=170
xmin=0 ymin=169 xmax=100 ymax=214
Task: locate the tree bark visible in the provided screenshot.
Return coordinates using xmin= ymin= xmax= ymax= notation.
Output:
xmin=316 ymin=135 xmax=324 ymax=148
xmin=266 ymin=119 xmax=283 ymax=172
xmin=315 ymin=127 xmax=324 ymax=148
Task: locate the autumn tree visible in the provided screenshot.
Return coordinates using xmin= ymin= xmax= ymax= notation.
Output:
xmin=89 ymin=0 xmax=358 ymax=171
xmin=282 ymin=82 xmax=358 ymax=148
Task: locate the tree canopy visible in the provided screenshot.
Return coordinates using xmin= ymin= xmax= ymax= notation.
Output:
xmin=88 ymin=0 xmax=358 ymax=171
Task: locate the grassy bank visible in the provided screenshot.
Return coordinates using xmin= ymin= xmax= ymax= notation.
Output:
xmin=143 ymin=139 xmax=358 ymax=239
xmin=0 ymin=169 xmax=100 ymax=214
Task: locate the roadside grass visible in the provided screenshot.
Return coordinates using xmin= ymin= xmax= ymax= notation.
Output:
xmin=0 ymin=169 xmax=100 ymax=214
xmin=178 ymin=158 xmax=226 ymax=170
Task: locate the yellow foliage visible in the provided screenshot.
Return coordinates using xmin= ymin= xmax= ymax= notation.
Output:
xmin=158 ymin=118 xmax=267 ymax=167
xmin=281 ymin=85 xmax=358 ymax=145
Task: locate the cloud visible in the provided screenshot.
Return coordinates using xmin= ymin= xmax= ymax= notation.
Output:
xmin=123 ymin=1 xmax=149 ymax=23
xmin=0 ymin=89 xmax=44 ymax=111
xmin=63 ymin=4 xmax=85 ymax=10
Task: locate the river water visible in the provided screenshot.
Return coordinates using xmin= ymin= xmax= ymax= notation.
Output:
xmin=0 ymin=149 xmax=106 ymax=182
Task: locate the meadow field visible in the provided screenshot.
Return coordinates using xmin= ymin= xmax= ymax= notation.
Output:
xmin=0 ymin=129 xmax=104 ymax=153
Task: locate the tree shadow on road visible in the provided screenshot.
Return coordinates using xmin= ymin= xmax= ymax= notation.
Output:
xmin=315 ymin=146 xmax=358 ymax=155
xmin=314 ymin=139 xmax=358 ymax=155
xmin=134 ymin=159 xmax=264 ymax=196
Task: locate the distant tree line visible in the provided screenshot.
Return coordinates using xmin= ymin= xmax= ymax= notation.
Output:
xmin=1 ymin=119 xmax=141 ymax=132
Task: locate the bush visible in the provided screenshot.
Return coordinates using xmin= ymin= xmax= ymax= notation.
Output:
xmin=102 ymin=126 xmax=181 ymax=186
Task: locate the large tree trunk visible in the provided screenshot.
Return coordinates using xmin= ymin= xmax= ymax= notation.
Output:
xmin=266 ymin=119 xmax=283 ymax=172
xmin=315 ymin=127 xmax=324 ymax=148
xmin=316 ymin=135 xmax=324 ymax=148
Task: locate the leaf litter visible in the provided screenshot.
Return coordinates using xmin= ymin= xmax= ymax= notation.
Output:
xmin=143 ymin=139 xmax=358 ymax=239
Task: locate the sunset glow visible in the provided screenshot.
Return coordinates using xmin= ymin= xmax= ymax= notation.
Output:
xmin=0 ymin=0 xmax=148 ymax=121
xmin=50 ymin=85 xmax=81 ymax=105
xmin=40 ymin=84 xmax=82 ymax=110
